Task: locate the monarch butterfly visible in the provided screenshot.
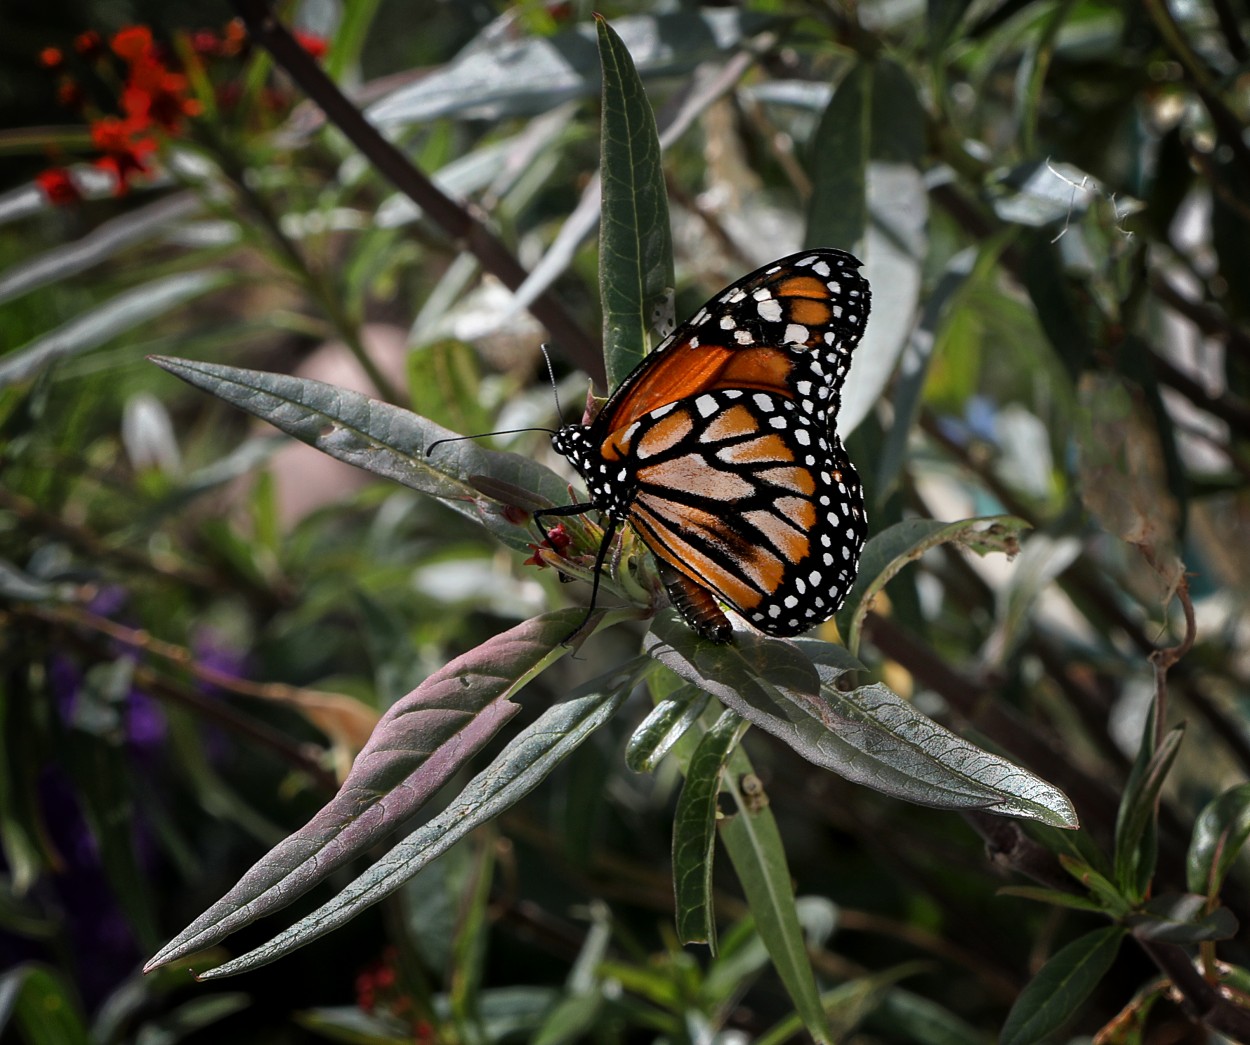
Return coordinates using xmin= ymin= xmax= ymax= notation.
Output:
xmin=536 ymin=248 xmax=871 ymax=643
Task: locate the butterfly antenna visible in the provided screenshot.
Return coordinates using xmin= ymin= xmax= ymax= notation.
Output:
xmin=425 ymin=427 xmax=555 ymax=457
xmin=540 ymin=343 xmax=564 ymax=421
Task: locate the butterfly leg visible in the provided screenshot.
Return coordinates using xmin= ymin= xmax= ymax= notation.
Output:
xmin=533 ymin=503 xmax=620 ymax=645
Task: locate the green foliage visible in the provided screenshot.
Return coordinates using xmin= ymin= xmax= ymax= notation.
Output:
xmin=3 ymin=1 xmax=1250 ymax=1042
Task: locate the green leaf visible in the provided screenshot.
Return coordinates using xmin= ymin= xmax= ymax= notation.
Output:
xmin=719 ymin=772 xmax=833 ymax=1042
xmin=807 ymin=62 xmax=869 ymax=251
xmin=0 ymin=272 xmax=229 ymax=388
xmin=1187 ymin=783 xmax=1250 ymax=896
xmin=367 ymin=10 xmax=771 ymax=126
xmin=756 ymin=961 xmax=928 ymax=1045
xmin=532 ymin=993 xmax=602 ymax=1045
xmin=195 ymin=659 xmax=644 ymax=978
xmin=323 ymin=0 xmax=383 ymax=80
xmin=448 ymin=835 xmax=498 ymax=1030
xmin=1020 ymin=232 xmax=1094 ymax=379
xmin=148 ymin=356 xmax=573 ymax=552
xmin=406 ymin=339 xmax=492 ymax=439
xmin=1000 ymin=926 xmax=1123 ymax=1045
xmin=876 ymin=248 xmax=975 ymax=496
xmin=0 ymin=192 xmax=201 ymax=307
xmin=1114 ymin=724 xmax=1184 ymax=901
xmin=625 ymin=685 xmax=710 ymax=773
xmin=646 ymin=614 xmax=1076 ymax=827
xmin=996 ymin=886 xmax=1107 ymax=913
xmin=146 ymin=610 xmax=585 ymax=972
xmin=1128 ymin=893 xmax=1239 ymax=944
xmin=62 ymin=728 xmax=159 ymax=951
xmin=835 ymin=516 xmax=1031 ymax=656
xmin=0 ymin=965 xmax=89 ymax=1045
xmin=927 ymin=0 xmax=975 ymax=51
xmin=1058 ymin=855 xmax=1132 ymax=917
xmin=673 ymin=709 xmax=747 ymax=950
xmin=872 ymin=986 xmax=986 ymax=1045
xmin=596 ymin=15 xmax=674 ymax=388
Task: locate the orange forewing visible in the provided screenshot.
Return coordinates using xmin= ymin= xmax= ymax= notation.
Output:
xmin=601 ymin=343 xmax=794 ymax=431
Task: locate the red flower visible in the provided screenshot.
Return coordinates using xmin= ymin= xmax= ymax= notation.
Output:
xmin=123 ymin=59 xmax=200 ymax=131
xmin=73 ymin=30 xmax=105 ymax=60
xmin=111 ymin=26 xmax=154 ymax=63
xmin=546 ymin=524 xmax=571 ymax=553
xmin=39 ymin=47 xmax=63 ymax=69
xmin=523 ymin=524 xmax=571 ymax=567
xmin=35 ymin=168 xmax=81 ymax=206
xmin=293 ymin=31 xmax=328 ymax=59
xmin=220 ymin=19 xmax=248 ymax=57
xmin=56 ymin=79 xmax=86 ymax=111
xmin=189 ymin=29 xmax=220 ymax=56
xmin=90 ymin=116 xmax=155 ymax=194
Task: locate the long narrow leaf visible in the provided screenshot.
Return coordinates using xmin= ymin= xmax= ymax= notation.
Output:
xmin=673 ymin=709 xmax=746 ymax=950
xmin=1115 ymin=724 xmax=1185 ymax=900
xmin=625 ymin=685 xmax=710 ymax=773
xmin=0 ymin=192 xmax=201 ymax=307
xmin=719 ymin=753 xmax=834 ymax=1044
xmin=836 ymin=515 xmax=1031 ymax=655
xmin=145 ymin=609 xmax=585 ymax=972
xmin=1000 ymin=926 xmax=1123 ymax=1045
xmin=1187 ymin=783 xmax=1250 ymax=896
xmin=0 ymin=272 xmax=229 ymax=388
xmin=596 ymin=15 xmax=674 ymax=387
xmin=367 ymin=10 xmax=770 ymax=126
xmin=149 ymin=356 xmax=573 ymax=551
xmin=875 ymin=248 xmax=975 ymax=496
xmin=196 ymin=658 xmax=646 ymax=978
xmin=646 ymin=613 xmax=1076 ymax=827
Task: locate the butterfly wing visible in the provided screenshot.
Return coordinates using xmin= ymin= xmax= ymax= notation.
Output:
xmin=596 ymin=249 xmax=870 ymax=436
xmin=553 ymin=248 xmax=871 ymax=640
xmin=603 ymin=388 xmax=865 ymax=636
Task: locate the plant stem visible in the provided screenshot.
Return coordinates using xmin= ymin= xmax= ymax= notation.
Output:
xmin=230 ymin=0 xmax=603 ymax=385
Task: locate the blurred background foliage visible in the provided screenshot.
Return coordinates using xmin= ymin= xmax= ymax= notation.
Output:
xmin=1 ymin=0 xmax=1248 ymax=1041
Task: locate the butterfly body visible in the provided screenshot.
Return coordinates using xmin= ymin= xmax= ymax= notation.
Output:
xmin=542 ymin=249 xmax=871 ymax=641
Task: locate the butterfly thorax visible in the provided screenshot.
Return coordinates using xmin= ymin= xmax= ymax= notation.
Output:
xmin=551 ymin=425 xmax=637 ymax=520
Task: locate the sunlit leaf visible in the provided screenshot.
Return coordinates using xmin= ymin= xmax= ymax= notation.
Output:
xmin=596 ymin=15 xmax=674 ymax=387
xmin=645 ymin=614 xmax=1076 ymax=826
xmin=145 ymin=610 xmax=586 ymax=972
xmin=367 ymin=10 xmax=771 ymax=125
xmin=836 ymin=515 xmax=1031 ymax=656
xmin=149 ymin=356 xmax=571 ymax=551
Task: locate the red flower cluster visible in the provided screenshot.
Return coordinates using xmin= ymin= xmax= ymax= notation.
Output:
xmin=523 ymin=523 xmax=572 ymax=567
xmin=34 ymin=20 xmax=329 ymax=206
xmin=35 ymin=168 xmax=81 ymax=206
xmin=354 ymin=948 xmax=434 ymax=1041
xmin=35 ymin=25 xmax=200 ymax=202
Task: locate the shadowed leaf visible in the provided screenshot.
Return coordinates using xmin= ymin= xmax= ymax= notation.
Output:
xmin=673 ymin=709 xmax=746 ymax=950
xmin=1000 ymin=927 xmax=1123 ymax=1045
